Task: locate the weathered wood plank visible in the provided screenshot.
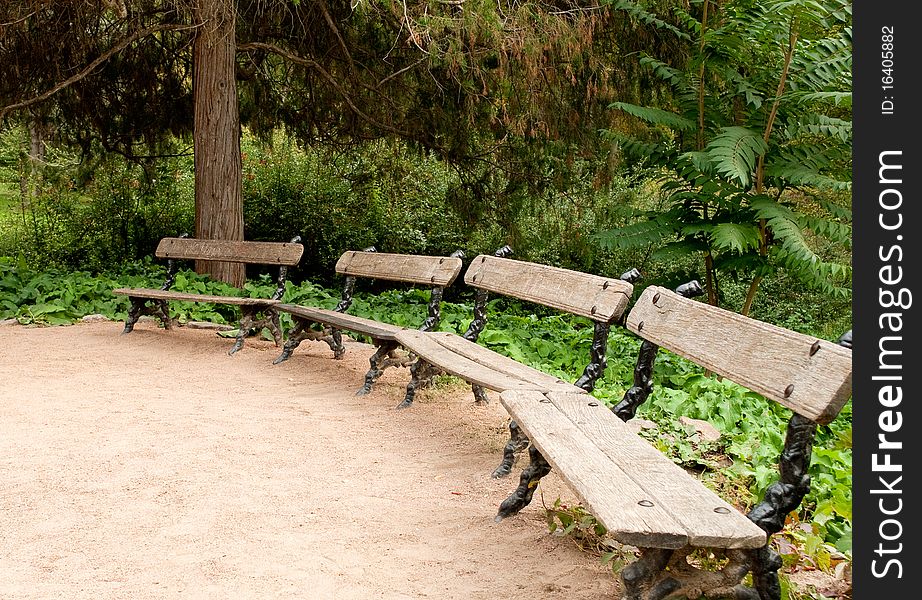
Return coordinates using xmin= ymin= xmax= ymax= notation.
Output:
xmin=395 ymin=330 xmax=574 ymax=393
xmin=499 ymin=390 xmax=692 ymax=549
xmin=113 ymin=288 xmax=279 ymax=306
xmin=155 ymin=237 xmax=304 ymax=265
xmin=429 ymin=331 xmax=584 ymax=393
xmin=545 ymin=392 xmax=766 ymax=549
xmin=335 ymin=251 xmax=463 ymax=286
xmin=275 ymin=304 xmax=401 ymax=341
xmin=626 ymin=286 xmax=852 ymax=424
xmin=463 ymin=255 xmax=633 ymax=322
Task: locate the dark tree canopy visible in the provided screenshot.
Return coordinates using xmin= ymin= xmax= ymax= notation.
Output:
xmin=1 ymin=1 xmax=682 ymax=171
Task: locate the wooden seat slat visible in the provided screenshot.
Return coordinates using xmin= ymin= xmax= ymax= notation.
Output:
xmin=113 ymin=288 xmax=279 ymax=306
xmin=626 ymin=286 xmax=853 ymax=424
xmin=463 ymin=255 xmax=633 ymax=322
xmin=276 ymin=304 xmax=401 ymax=341
xmin=335 ymin=251 xmax=463 ymax=286
xmin=542 ymin=391 xmax=766 ymax=549
xmin=155 ymin=237 xmax=304 ymax=265
xmin=499 ymin=390 xmax=693 ymax=549
xmin=396 ymin=330 xmax=577 ymax=393
xmin=423 ymin=331 xmax=582 ymax=392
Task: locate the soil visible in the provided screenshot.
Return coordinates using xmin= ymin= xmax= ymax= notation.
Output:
xmin=0 ymin=321 xmax=621 ymax=599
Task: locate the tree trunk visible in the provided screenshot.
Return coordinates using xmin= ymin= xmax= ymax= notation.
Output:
xmin=192 ymin=0 xmax=244 ymax=287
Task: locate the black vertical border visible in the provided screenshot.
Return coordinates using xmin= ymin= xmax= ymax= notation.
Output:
xmin=853 ymin=1 xmax=919 ymax=596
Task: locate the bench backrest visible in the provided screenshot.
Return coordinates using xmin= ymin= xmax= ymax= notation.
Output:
xmin=625 ymin=285 xmax=852 ymax=424
xmin=155 ymin=237 xmax=304 ymax=266
xmin=335 ymin=250 xmax=463 ymax=286
xmin=463 ymin=255 xmax=634 ymax=322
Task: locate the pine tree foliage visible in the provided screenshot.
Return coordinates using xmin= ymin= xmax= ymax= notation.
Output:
xmin=599 ymin=0 xmax=852 ymax=307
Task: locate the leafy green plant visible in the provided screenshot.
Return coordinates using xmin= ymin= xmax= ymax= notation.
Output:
xmin=599 ymin=0 xmax=852 ymax=312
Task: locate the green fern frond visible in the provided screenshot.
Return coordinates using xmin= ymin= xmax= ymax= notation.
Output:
xmin=711 ymin=222 xmax=762 ymax=254
xmin=783 ymin=114 xmax=852 ymax=142
xmin=705 ymin=127 xmax=768 ymax=188
xmin=609 ymin=102 xmax=696 ymax=132
xmin=609 ymin=1 xmax=690 ymax=40
xmin=714 ymin=253 xmax=773 ymax=277
xmin=763 ymin=160 xmax=851 ymax=191
xmin=595 ymin=213 xmax=681 ymax=250
xmin=638 ymin=55 xmax=694 ymax=98
xmin=791 ymin=91 xmax=851 ymax=107
xmin=812 ymin=197 xmax=852 ymax=222
xmin=801 ymin=215 xmax=852 ymax=245
xmin=651 ymin=239 xmax=709 ymax=262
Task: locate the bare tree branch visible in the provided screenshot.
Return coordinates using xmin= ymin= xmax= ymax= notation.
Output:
xmin=0 ymin=23 xmax=198 ymax=121
xmin=376 ymin=56 xmax=428 ymax=88
xmin=0 ymin=9 xmax=36 ymax=27
xmin=237 ymin=41 xmax=411 ymax=138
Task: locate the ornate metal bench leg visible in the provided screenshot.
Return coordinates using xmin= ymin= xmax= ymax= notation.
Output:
xmin=749 ymin=546 xmax=783 ymax=600
xmin=267 ymin=309 xmax=284 ymax=347
xmin=494 ymin=444 xmax=552 ymax=521
xmin=273 ymin=318 xmax=311 ymax=364
xmin=230 ymin=309 xmax=256 ymax=355
xmin=357 ymin=341 xmax=398 ymax=395
xmin=123 ymin=297 xmax=145 ymax=333
xmin=123 ymin=297 xmax=171 ymax=333
xmin=319 ymin=326 xmax=346 ymax=359
xmin=398 ymin=358 xmax=436 ymax=409
xmin=491 ymin=420 xmax=529 ymax=478
xmin=155 ymin=300 xmax=172 ymax=330
xmin=622 ymin=548 xmax=675 ymax=600
xmin=471 ymin=384 xmax=489 ymax=405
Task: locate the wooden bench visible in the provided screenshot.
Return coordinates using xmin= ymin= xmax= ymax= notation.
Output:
xmin=494 ymin=283 xmax=853 ymax=600
xmin=113 ymin=235 xmax=304 ymax=354
xmin=272 ymin=248 xmax=464 ymax=395
xmin=393 ymin=251 xmax=640 ymax=476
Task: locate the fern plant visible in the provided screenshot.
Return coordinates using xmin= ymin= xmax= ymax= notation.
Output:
xmin=599 ymin=0 xmax=852 ymax=311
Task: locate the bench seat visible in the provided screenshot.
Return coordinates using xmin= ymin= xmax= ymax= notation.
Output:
xmin=113 ymin=288 xmax=280 ymax=307
xmin=499 ymin=390 xmax=767 ymax=550
xmin=395 ymin=329 xmax=585 ymax=395
xmin=275 ymin=303 xmax=402 ymax=342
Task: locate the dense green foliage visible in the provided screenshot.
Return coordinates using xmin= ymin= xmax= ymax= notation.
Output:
xmin=600 ymin=0 xmax=852 ymax=312
xmin=1 ymin=127 xmax=651 ymax=284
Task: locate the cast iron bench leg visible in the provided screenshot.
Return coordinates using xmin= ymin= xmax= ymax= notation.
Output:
xmin=491 ymin=420 xmax=529 ymax=478
xmin=273 ymin=317 xmax=312 ymax=364
xmin=122 ymin=297 xmax=171 ymax=334
xmin=398 ymin=358 xmax=438 ymax=409
xmin=321 ymin=327 xmax=346 ymax=359
xmin=494 ymin=444 xmax=552 ymax=521
xmin=229 ymin=308 xmax=257 ymax=355
xmin=471 ymin=384 xmax=488 ymax=405
xmin=357 ymin=341 xmax=399 ymax=395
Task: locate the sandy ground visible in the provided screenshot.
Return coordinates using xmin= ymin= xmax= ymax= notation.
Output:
xmin=0 ymin=320 xmax=620 ymax=600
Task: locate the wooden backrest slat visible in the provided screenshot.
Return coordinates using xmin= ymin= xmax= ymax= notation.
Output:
xmin=155 ymin=238 xmax=304 ymax=265
xmin=334 ymin=251 xmax=463 ymax=286
xmin=625 ymin=286 xmax=852 ymax=424
xmin=463 ymin=255 xmax=633 ymax=322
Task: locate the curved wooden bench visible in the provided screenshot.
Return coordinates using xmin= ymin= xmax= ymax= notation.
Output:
xmin=272 ymin=249 xmax=464 ymax=395
xmin=113 ymin=236 xmax=303 ymax=354
xmin=495 ymin=284 xmax=853 ymax=600
xmin=395 ymin=251 xmax=639 ymax=478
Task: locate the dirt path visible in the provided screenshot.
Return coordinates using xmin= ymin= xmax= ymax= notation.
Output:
xmin=0 ymin=321 xmax=620 ymax=599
